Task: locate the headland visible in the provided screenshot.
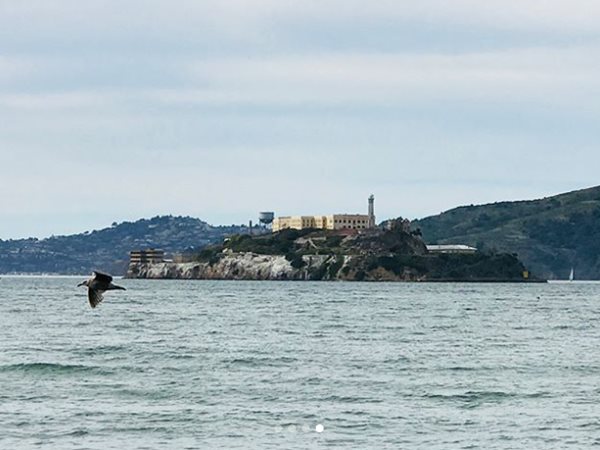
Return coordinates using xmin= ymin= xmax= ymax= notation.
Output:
xmin=126 ymin=220 xmax=541 ymax=282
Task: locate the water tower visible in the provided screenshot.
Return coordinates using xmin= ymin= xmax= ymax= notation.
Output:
xmin=258 ymin=211 xmax=275 ymax=227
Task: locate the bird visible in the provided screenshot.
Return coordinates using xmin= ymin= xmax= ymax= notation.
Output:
xmin=78 ymin=271 xmax=126 ymax=308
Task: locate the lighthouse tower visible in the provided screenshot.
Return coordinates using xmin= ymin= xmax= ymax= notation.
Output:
xmin=368 ymin=194 xmax=375 ymax=228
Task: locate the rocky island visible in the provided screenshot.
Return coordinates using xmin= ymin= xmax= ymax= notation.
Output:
xmin=126 ymin=220 xmax=538 ymax=282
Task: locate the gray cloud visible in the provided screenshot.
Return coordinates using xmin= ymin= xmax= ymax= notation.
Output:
xmin=0 ymin=1 xmax=599 ymax=238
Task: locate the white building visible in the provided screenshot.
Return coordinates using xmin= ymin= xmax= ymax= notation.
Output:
xmin=426 ymin=244 xmax=477 ymax=254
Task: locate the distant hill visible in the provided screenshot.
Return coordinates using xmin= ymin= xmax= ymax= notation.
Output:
xmin=0 ymin=216 xmax=247 ymax=275
xmin=412 ymin=186 xmax=600 ymax=280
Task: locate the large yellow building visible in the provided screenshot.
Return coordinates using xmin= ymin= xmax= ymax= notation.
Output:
xmin=272 ymin=195 xmax=376 ymax=232
xmin=272 ymin=214 xmax=371 ymax=232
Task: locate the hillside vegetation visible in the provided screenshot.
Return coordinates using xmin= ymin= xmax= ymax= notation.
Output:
xmin=189 ymin=225 xmax=531 ymax=282
xmin=0 ymin=216 xmax=246 ymax=275
xmin=413 ymin=185 xmax=600 ymax=280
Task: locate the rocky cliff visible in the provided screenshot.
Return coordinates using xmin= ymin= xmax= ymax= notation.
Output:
xmin=127 ymin=225 xmax=536 ymax=282
xmin=126 ymin=253 xmax=430 ymax=281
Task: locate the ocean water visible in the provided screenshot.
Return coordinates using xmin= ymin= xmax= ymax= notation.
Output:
xmin=0 ymin=277 xmax=599 ymax=449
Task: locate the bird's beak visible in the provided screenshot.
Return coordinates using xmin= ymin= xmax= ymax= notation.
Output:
xmin=77 ymin=281 xmax=85 ymax=287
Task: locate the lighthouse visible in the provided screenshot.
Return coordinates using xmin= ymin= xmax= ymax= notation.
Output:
xmin=368 ymin=194 xmax=375 ymax=228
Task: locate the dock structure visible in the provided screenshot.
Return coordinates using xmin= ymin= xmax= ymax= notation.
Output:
xmin=129 ymin=249 xmax=165 ymax=264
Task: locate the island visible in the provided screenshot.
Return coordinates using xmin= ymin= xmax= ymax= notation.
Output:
xmin=126 ymin=219 xmax=540 ymax=282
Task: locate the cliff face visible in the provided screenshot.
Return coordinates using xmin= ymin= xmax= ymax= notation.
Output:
xmin=127 ymin=253 xmax=342 ymax=281
xmin=127 ymin=253 xmax=428 ymax=281
xmin=126 ymin=226 xmax=434 ymax=281
xmin=126 ymin=224 xmax=535 ymax=282
xmin=126 ymin=250 xmax=531 ymax=282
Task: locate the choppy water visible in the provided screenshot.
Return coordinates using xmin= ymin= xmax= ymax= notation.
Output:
xmin=1 ymin=277 xmax=599 ymax=449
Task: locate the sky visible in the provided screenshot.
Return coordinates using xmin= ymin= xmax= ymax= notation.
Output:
xmin=1 ymin=0 xmax=599 ymax=238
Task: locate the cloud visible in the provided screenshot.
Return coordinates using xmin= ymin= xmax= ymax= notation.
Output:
xmin=1 ymin=1 xmax=600 ymax=237
xmin=182 ymin=47 xmax=600 ymax=107
xmin=4 ymin=1 xmax=600 ymax=32
xmin=2 ymin=45 xmax=598 ymax=113
xmin=2 ymin=0 xmax=600 ymax=59
xmin=0 ymin=92 xmax=112 ymax=110
xmin=0 ymin=56 xmax=37 ymax=82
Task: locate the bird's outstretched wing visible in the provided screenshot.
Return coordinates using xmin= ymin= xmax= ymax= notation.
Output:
xmin=92 ymin=271 xmax=113 ymax=284
xmin=88 ymin=288 xmax=105 ymax=308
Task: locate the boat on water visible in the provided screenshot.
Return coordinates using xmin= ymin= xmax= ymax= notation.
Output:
xmin=569 ymin=267 xmax=574 ymax=282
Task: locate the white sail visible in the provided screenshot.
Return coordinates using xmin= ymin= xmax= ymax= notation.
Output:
xmin=569 ymin=268 xmax=574 ymax=282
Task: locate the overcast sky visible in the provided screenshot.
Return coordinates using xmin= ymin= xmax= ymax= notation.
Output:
xmin=1 ymin=1 xmax=599 ymax=238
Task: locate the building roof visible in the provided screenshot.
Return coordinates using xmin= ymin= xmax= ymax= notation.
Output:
xmin=426 ymin=244 xmax=477 ymax=252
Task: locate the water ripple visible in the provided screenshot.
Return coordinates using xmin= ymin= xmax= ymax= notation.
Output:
xmin=0 ymin=277 xmax=598 ymax=449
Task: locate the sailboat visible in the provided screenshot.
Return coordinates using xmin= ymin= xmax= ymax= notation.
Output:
xmin=569 ymin=267 xmax=574 ymax=282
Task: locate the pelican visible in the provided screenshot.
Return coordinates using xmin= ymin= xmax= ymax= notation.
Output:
xmin=78 ymin=271 xmax=126 ymax=308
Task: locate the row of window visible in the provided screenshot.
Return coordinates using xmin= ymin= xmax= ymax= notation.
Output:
xmin=338 ymin=224 xmax=366 ymax=229
xmin=335 ymin=220 xmax=368 ymax=224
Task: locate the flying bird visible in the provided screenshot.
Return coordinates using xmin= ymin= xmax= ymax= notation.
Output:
xmin=78 ymin=271 xmax=126 ymax=308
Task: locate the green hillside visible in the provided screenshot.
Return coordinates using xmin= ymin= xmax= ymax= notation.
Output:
xmin=187 ymin=225 xmax=532 ymax=282
xmin=413 ymin=186 xmax=600 ymax=280
xmin=0 ymin=216 xmax=246 ymax=275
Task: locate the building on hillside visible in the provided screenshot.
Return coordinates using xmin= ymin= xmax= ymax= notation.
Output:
xmin=273 ymin=214 xmax=371 ymax=232
xmin=385 ymin=217 xmax=412 ymax=232
xmin=129 ymin=249 xmax=165 ymax=264
xmin=426 ymin=245 xmax=477 ymax=254
xmin=272 ymin=195 xmax=376 ymax=232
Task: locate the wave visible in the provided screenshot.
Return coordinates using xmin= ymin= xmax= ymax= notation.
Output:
xmin=383 ymin=356 xmax=411 ymax=364
xmin=73 ymin=345 xmax=130 ymax=357
xmin=322 ymin=394 xmax=384 ymax=404
xmin=423 ymin=390 xmax=550 ymax=404
xmin=223 ymin=356 xmax=298 ymax=367
xmin=0 ymin=362 xmax=111 ymax=375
